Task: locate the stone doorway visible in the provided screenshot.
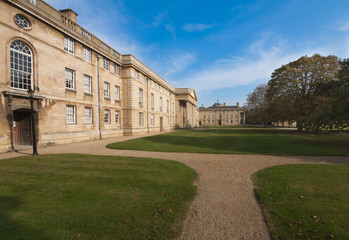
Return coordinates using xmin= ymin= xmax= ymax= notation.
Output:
xmin=13 ymin=110 xmax=32 ymax=146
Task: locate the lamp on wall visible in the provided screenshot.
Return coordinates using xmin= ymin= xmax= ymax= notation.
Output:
xmin=28 ymin=88 xmax=38 ymax=155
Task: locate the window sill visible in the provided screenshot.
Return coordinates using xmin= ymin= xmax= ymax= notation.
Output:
xmin=84 ymin=92 xmax=93 ymax=96
xmin=104 ymin=97 xmax=111 ymax=100
xmin=65 ymin=88 xmax=76 ymax=93
xmin=115 ymin=99 xmax=120 ymax=102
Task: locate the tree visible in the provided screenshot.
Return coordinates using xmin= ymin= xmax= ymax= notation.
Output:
xmin=245 ymin=84 xmax=269 ymax=126
xmin=266 ymin=54 xmax=340 ymax=130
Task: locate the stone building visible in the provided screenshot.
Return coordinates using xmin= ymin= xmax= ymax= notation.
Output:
xmin=0 ymin=0 xmax=196 ymax=152
xmin=198 ymin=100 xmax=245 ymax=127
xmin=175 ymin=88 xmax=198 ymax=128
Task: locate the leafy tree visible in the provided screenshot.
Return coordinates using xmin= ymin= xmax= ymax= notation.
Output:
xmin=266 ymin=54 xmax=339 ymax=130
xmin=245 ymin=84 xmax=269 ymax=126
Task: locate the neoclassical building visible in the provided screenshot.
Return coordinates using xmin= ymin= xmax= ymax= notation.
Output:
xmin=198 ymin=100 xmax=245 ymax=127
xmin=0 ymin=0 xmax=197 ymax=152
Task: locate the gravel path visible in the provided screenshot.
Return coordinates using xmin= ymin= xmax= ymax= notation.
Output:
xmin=1 ymin=133 xmax=348 ymax=240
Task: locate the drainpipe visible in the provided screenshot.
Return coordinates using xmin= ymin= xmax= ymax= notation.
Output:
xmin=97 ymin=54 xmax=102 ymax=139
xmin=147 ymin=78 xmax=149 ymax=134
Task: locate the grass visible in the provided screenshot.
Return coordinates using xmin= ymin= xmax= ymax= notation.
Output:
xmin=252 ymin=164 xmax=349 ymax=240
xmin=0 ymin=154 xmax=197 ymax=240
xmin=107 ymin=128 xmax=349 ymax=156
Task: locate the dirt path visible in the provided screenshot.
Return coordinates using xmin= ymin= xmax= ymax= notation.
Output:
xmin=1 ymin=134 xmax=348 ymax=240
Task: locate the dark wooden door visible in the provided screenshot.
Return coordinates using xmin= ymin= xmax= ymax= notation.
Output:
xmin=13 ymin=111 xmax=32 ymax=145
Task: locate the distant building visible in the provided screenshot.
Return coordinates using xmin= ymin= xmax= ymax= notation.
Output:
xmin=198 ymin=100 xmax=245 ymax=126
xmin=0 ymin=0 xmax=196 ymax=152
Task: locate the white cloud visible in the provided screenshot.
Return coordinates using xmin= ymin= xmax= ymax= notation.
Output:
xmin=175 ymin=35 xmax=320 ymax=93
xmin=183 ymin=23 xmax=213 ymax=32
xmin=337 ymin=22 xmax=349 ymax=32
xmin=165 ymin=24 xmax=176 ymax=40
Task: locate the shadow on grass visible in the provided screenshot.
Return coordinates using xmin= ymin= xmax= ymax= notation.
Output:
xmin=0 ymin=195 xmax=52 ymax=239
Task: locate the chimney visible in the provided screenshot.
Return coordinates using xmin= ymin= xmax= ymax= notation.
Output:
xmin=236 ymin=102 xmax=239 ymax=107
xmin=60 ymin=9 xmax=78 ymax=23
xmin=223 ymin=103 xmax=226 ymax=106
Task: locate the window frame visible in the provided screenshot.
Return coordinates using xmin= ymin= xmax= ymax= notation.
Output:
xmin=84 ymin=74 xmax=92 ymax=94
xmin=83 ymin=46 xmax=91 ymax=62
xmin=104 ymin=109 xmax=111 ymax=124
xmin=115 ymin=110 xmax=120 ymax=124
xmin=84 ymin=107 xmax=93 ymax=124
xmin=115 ymin=85 xmax=120 ymax=101
xmin=64 ymin=36 xmax=74 ymax=54
xmin=66 ymin=105 xmax=76 ymax=124
xmin=103 ymin=57 xmax=109 ymax=70
xmin=65 ymin=68 xmax=75 ymax=90
xmin=114 ymin=63 xmax=120 ymax=75
xmin=104 ymin=82 xmax=110 ymax=98
xmin=139 ymin=88 xmax=143 ymax=106
xmin=10 ymin=40 xmax=33 ymax=91
xmin=139 ymin=112 xmax=143 ymax=126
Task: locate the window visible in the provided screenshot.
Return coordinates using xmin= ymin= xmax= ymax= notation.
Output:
xmin=83 ymin=46 xmax=91 ymax=62
xmin=65 ymin=68 xmax=75 ymax=90
xmin=226 ymin=115 xmax=228 ymax=119
xmin=85 ymin=107 xmax=92 ymax=124
xmin=66 ymin=105 xmax=76 ymax=124
xmin=231 ymin=115 xmax=233 ymax=119
xmin=64 ymin=36 xmax=74 ymax=54
xmin=167 ymin=116 xmax=169 ymax=125
xmin=148 ymin=78 xmax=151 ymax=86
xmin=142 ymin=75 xmax=146 ymax=83
xmin=160 ymin=97 xmax=163 ymax=111
xmin=28 ymin=0 xmax=37 ymax=5
xmin=151 ymin=114 xmax=154 ymax=126
xmin=114 ymin=64 xmax=120 ymax=75
xmin=115 ymin=111 xmax=120 ymax=124
xmin=139 ymin=88 xmax=143 ymax=106
xmin=115 ymin=85 xmax=120 ymax=101
xmin=203 ymin=115 xmax=206 ymax=119
xmin=104 ymin=82 xmax=110 ymax=98
xmin=10 ymin=40 xmax=33 ymax=90
xmin=84 ymin=75 xmax=92 ymax=94
xmin=208 ymin=115 xmax=210 ymax=119
xmin=167 ymin=100 xmax=169 ymax=113
xmin=14 ymin=14 xmax=30 ymax=29
xmin=208 ymin=120 xmax=210 ymax=123
xmin=139 ymin=112 xmax=143 ymax=126
xmin=135 ymin=70 xmax=139 ymax=79
xmin=103 ymin=57 xmax=109 ymax=70
xmin=231 ymin=120 xmax=233 ymax=123
xmin=151 ymin=93 xmax=154 ymax=109
xmin=104 ymin=109 xmax=110 ymax=124
xmin=172 ymin=102 xmax=174 ymax=113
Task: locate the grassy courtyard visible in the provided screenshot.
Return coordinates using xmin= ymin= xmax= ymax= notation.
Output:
xmin=253 ymin=164 xmax=349 ymax=240
xmin=107 ymin=128 xmax=349 ymax=156
xmin=0 ymin=154 xmax=197 ymax=240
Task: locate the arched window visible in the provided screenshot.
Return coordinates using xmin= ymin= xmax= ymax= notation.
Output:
xmin=10 ymin=40 xmax=33 ymax=90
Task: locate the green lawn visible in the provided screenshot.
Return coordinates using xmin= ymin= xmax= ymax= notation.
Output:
xmin=107 ymin=128 xmax=349 ymax=156
xmin=252 ymin=164 xmax=349 ymax=240
xmin=0 ymin=154 xmax=197 ymax=240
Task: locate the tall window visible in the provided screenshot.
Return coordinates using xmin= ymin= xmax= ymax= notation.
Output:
xmin=103 ymin=57 xmax=109 ymax=70
xmin=83 ymin=46 xmax=91 ymax=62
xmin=64 ymin=36 xmax=74 ymax=54
xmin=135 ymin=70 xmax=139 ymax=79
xmin=104 ymin=109 xmax=110 ymax=124
xmin=172 ymin=102 xmax=174 ymax=113
xmin=151 ymin=93 xmax=154 ymax=109
xmin=139 ymin=112 xmax=143 ymax=126
xmin=166 ymin=100 xmax=169 ymax=113
xmin=104 ymin=82 xmax=110 ymax=98
xmin=66 ymin=105 xmax=76 ymax=124
xmin=10 ymin=40 xmax=33 ymax=90
xmin=151 ymin=114 xmax=154 ymax=126
xmin=65 ymin=68 xmax=75 ymax=90
xmin=115 ymin=85 xmax=120 ymax=101
xmin=139 ymin=88 xmax=143 ymax=106
xmin=85 ymin=107 xmax=92 ymax=124
xmin=160 ymin=97 xmax=162 ymax=111
xmin=114 ymin=64 xmax=120 ymax=75
xmin=84 ymin=75 xmax=92 ymax=94
xmin=167 ymin=116 xmax=169 ymax=125
xmin=115 ymin=111 xmax=120 ymax=124
xmin=142 ymin=75 xmax=146 ymax=83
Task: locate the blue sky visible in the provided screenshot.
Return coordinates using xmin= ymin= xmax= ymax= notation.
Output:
xmin=46 ymin=0 xmax=349 ymax=107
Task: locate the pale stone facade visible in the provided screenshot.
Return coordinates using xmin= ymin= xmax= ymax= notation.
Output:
xmin=175 ymin=88 xmax=198 ymax=128
xmin=0 ymin=0 xmax=194 ymax=152
xmin=198 ymin=101 xmax=245 ymax=127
